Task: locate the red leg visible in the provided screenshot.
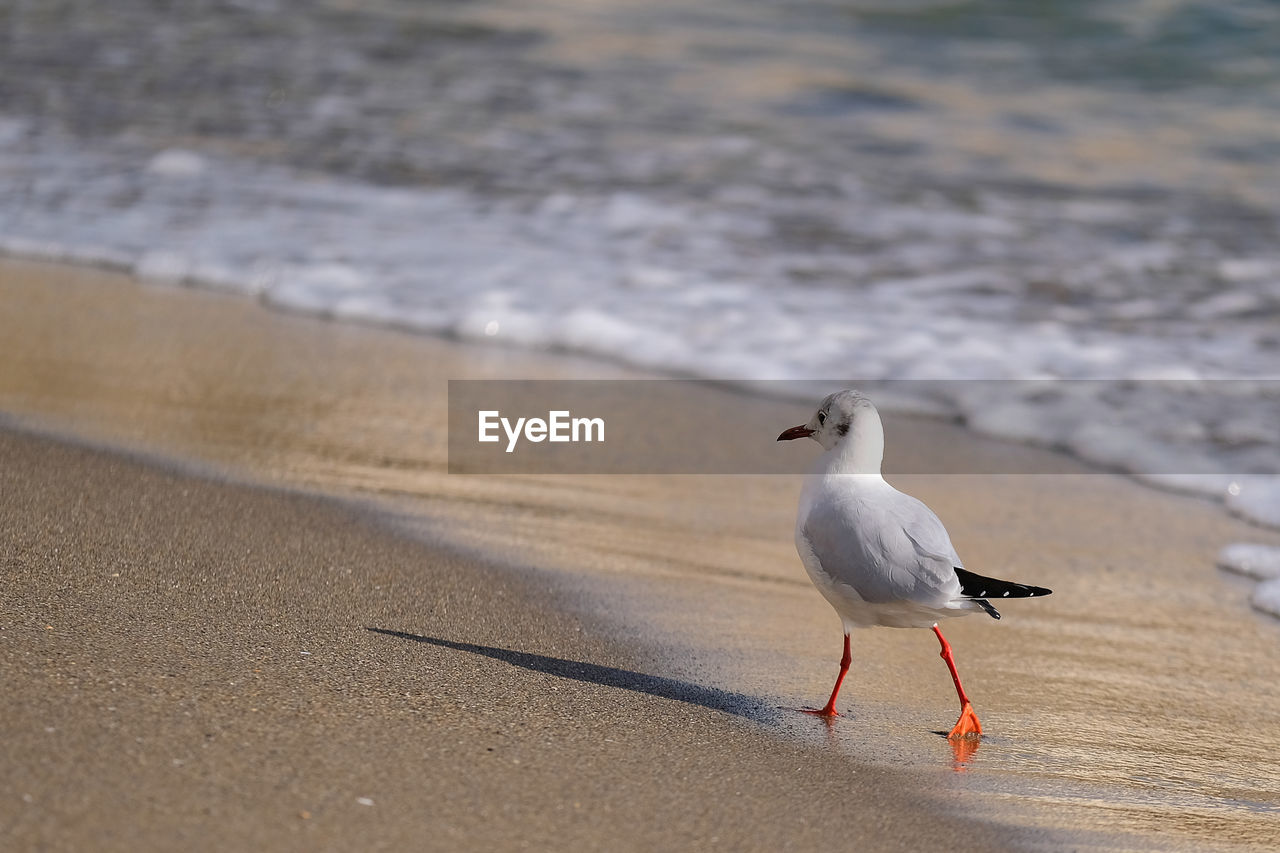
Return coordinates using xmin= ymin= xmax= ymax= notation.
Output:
xmin=801 ymin=633 xmax=851 ymax=718
xmin=931 ymin=623 xmax=981 ymax=739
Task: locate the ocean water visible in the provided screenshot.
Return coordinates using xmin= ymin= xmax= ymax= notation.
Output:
xmin=2 ymin=2 xmax=1279 ymax=573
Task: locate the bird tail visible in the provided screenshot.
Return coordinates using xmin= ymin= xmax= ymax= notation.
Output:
xmin=954 ymin=567 xmax=1052 ymax=621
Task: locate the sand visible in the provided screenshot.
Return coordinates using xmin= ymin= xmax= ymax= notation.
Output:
xmin=3 ymin=258 xmax=1280 ymax=851
xmin=1 ymin=428 xmax=1026 ymax=851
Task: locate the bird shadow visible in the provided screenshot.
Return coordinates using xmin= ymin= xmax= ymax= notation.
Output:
xmin=367 ymin=628 xmax=781 ymax=723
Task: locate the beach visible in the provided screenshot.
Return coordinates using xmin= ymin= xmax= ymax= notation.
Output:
xmin=6 ymin=2 xmax=1280 ymax=849
xmin=3 ymin=259 xmax=1280 ymax=850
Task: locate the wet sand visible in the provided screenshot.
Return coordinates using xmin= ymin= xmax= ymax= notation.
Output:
xmin=3 ymin=259 xmax=1280 ymax=850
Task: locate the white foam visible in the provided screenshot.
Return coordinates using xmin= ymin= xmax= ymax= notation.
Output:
xmin=1226 ymin=477 xmax=1280 ymax=529
xmin=1217 ymin=544 xmax=1280 ymax=580
xmin=604 ymin=193 xmax=688 ymax=234
xmin=1218 ymin=258 xmax=1277 ymax=282
xmin=1187 ymin=290 xmax=1266 ymax=320
xmin=145 ymin=148 xmax=208 ymax=178
xmin=135 ymin=250 xmax=191 ymax=284
xmin=1251 ymin=579 xmax=1280 ymax=619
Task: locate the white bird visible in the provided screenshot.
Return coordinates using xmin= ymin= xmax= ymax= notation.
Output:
xmin=777 ymin=390 xmax=1051 ymax=740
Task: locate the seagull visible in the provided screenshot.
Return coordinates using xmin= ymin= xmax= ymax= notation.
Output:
xmin=777 ymin=390 xmax=1052 ymax=740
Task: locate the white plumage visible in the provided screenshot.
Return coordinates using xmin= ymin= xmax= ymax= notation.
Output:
xmin=777 ymin=390 xmax=1052 ymax=734
xmin=793 ymin=392 xmax=981 ymax=628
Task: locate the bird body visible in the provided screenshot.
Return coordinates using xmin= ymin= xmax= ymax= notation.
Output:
xmin=796 ymin=471 xmax=975 ymax=629
xmin=778 ymin=390 xmax=1052 ymax=738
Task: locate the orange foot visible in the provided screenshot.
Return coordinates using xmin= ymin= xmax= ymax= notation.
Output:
xmin=797 ymin=706 xmax=839 ymax=719
xmin=947 ymin=702 xmax=982 ymax=740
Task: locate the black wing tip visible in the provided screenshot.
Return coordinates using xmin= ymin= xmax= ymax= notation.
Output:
xmin=954 ymin=567 xmax=1053 ymax=600
xmin=975 ymin=599 xmax=1001 ymax=620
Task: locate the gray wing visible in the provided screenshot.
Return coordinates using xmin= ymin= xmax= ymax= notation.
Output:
xmin=801 ymin=489 xmax=963 ymax=606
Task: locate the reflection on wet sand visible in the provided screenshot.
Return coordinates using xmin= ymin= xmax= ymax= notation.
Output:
xmin=949 ymin=734 xmax=982 ymax=771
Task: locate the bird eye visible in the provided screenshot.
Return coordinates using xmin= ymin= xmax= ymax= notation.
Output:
xmin=817 ymin=411 xmax=826 ymax=425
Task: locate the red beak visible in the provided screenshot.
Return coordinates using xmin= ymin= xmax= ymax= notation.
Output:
xmin=777 ymin=425 xmax=815 ymax=441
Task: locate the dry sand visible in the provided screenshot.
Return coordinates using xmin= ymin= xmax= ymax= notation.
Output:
xmin=3 ymin=258 xmax=1280 ymax=850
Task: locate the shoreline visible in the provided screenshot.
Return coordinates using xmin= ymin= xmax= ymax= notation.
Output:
xmin=4 ymin=233 xmax=1279 ymax=536
xmin=4 ymin=258 xmax=1280 ymax=849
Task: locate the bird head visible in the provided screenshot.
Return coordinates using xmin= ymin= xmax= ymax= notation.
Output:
xmin=777 ymin=390 xmax=880 ymax=453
